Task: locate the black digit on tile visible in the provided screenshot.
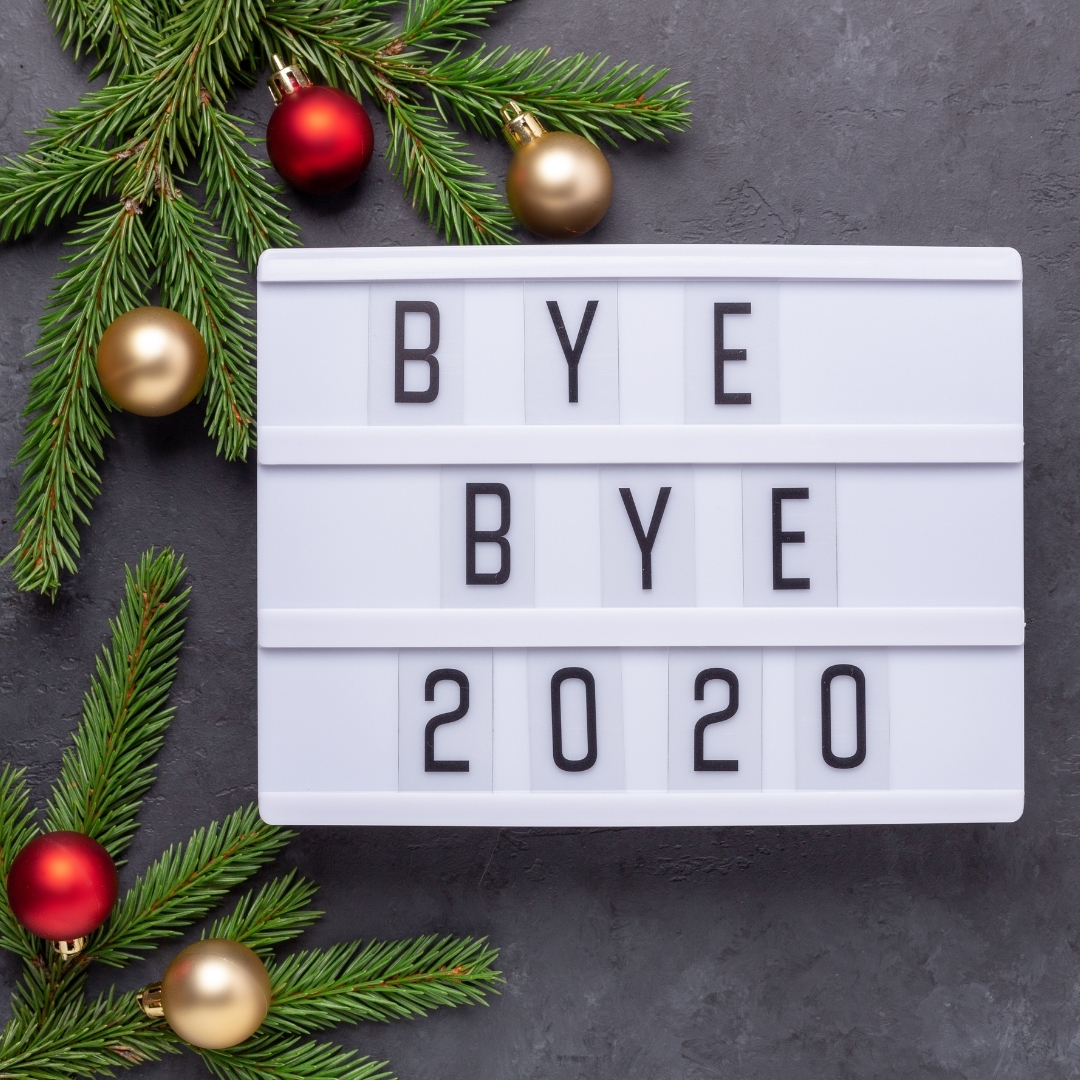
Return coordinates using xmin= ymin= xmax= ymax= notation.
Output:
xmin=693 ymin=668 xmax=740 ymax=772
xmin=395 ymin=300 xmax=440 ymax=403
xmin=821 ymin=664 xmax=867 ymax=769
xmin=550 ymin=667 xmax=598 ymax=772
xmin=424 ymin=668 xmax=470 ymax=772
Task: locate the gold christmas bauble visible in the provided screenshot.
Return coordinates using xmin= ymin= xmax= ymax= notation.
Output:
xmin=159 ymin=939 xmax=271 ymax=1049
xmin=96 ymin=306 xmax=208 ymax=417
xmin=502 ymin=103 xmax=612 ymax=239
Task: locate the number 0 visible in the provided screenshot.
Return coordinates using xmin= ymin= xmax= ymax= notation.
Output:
xmin=550 ymin=667 xmax=598 ymax=772
xmin=820 ymin=664 xmax=866 ymax=769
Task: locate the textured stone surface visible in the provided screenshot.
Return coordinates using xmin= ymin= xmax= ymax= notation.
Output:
xmin=0 ymin=0 xmax=1076 ymax=1076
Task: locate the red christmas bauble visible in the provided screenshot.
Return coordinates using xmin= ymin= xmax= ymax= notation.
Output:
xmin=7 ymin=832 xmax=118 ymax=941
xmin=267 ymin=85 xmax=374 ymax=195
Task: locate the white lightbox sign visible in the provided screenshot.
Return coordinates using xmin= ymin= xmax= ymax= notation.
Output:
xmin=257 ymin=244 xmax=1024 ymax=827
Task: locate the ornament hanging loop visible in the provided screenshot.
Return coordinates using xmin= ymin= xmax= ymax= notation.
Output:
xmin=137 ymin=982 xmax=165 ymax=1019
xmin=501 ymin=101 xmax=546 ymax=149
xmin=53 ymin=936 xmax=87 ymax=960
xmin=268 ymin=54 xmax=312 ymax=103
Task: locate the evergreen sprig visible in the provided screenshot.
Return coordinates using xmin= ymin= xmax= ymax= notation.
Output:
xmin=1 ymin=0 xmax=690 ymax=598
xmin=44 ymin=549 xmax=190 ymax=860
xmin=0 ymin=550 xmax=500 ymax=1079
xmin=4 ymin=202 xmax=152 ymax=596
xmin=265 ymin=936 xmax=502 ymax=1033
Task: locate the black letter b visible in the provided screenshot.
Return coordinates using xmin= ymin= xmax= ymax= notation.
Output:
xmin=395 ymin=300 xmax=440 ymax=403
xmin=466 ymin=483 xmax=511 ymax=585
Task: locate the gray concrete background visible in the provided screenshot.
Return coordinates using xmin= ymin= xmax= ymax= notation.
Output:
xmin=0 ymin=0 xmax=1075 ymax=1076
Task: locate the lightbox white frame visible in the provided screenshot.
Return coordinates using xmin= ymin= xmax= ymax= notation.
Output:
xmin=257 ymin=244 xmax=1025 ymax=826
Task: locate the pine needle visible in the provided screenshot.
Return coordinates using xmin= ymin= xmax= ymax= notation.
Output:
xmin=205 ymin=872 xmax=323 ymax=959
xmin=44 ymin=548 xmax=190 ymax=860
xmin=2 ymin=200 xmax=152 ymax=598
xmin=0 ymin=991 xmax=179 ymax=1080
xmin=153 ymin=182 xmax=257 ymax=460
xmin=91 ymin=806 xmax=294 ymax=966
xmin=197 ymin=1035 xmax=392 ymax=1080
xmin=0 ymin=768 xmax=42 ymax=961
xmin=266 ymin=936 xmax=502 ymax=1032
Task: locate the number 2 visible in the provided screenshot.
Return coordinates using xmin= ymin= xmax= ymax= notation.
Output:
xmin=424 ymin=668 xmax=470 ymax=773
xmin=693 ymin=667 xmax=739 ymax=772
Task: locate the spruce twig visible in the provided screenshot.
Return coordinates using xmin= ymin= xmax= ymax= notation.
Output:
xmin=265 ymin=936 xmax=501 ymax=1033
xmin=0 ymin=768 xmax=42 ymax=961
xmin=0 ymin=991 xmax=178 ymax=1080
xmin=199 ymin=102 xmax=299 ymax=269
xmin=196 ymin=1035 xmax=391 ymax=1080
xmin=2 ymin=201 xmax=152 ymax=598
xmin=153 ymin=181 xmax=257 ymax=460
xmin=205 ymin=872 xmax=323 ymax=959
xmin=45 ymin=0 xmax=160 ymax=82
xmin=44 ymin=549 xmax=190 ymax=860
xmin=0 ymin=551 xmax=502 ymax=1078
xmin=91 ymin=806 xmax=294 ymax=966
xmin=0 ymin=148 xmax=123 ymax=241
xmin=382 ymin=94 xmax=515 ymax=245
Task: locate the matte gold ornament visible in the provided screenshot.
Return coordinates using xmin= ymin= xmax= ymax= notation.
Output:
xmin=138 ymin=939 xmax=271 ymax=1049
xmin=501 ymin=102 xmax=612 ymax=239
xmin=96 ymin=307 xmax=208 ymax=417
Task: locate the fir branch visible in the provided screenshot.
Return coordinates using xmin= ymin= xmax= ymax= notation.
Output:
xmin=265 ymin=936 xmax=500 ymax=1034
xmin=419 ymin=49 xmax=692 ymax=144
xmin=199 ymin=102 xmax=300 ymax=270
xmin=260 ymin=0 xmax=690 ymax=246
xmin=89 ymin=806 xmax=293 ymax=966
xmin=27 ymin=74 xmax=166 ymax=159
xmin=383 ymin=95 xmax=514 ymax=244
xmin=28 ymin=0 xmax=267 ymax=165
xmin=45 ymin=0 xmax=161 ymax=83
xmin=397 ymin=0 xmax=511 ymax=50
xmin=0 ymin=547 xmax=503 ymax=1073
xmin=153 ymin=182 xmax=257 ymax=460
xmin=2 ymin=200 xmax=152 ymax=598
xmin=259 ymin=0 xmax=389 ymax=100
xmin=0 ymin=768 xmax=41 ymax=962
xmin=197 ymin=1035 xmax=391 ymax=1080
xmin=206 ymin=872 xmax=322 ymax=959
xmin=0 ymin=147 xmax=125 ymax=243
xmin=0 ymin=991 xmax=177 ymax=1080
xmin=12 ymin=950 xmax=92 ymax=1027
xmin=43 ymin=549 xmax=190 ymax=860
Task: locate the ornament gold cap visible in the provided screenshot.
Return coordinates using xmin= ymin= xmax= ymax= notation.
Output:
xmin=268 ymin=54 xmax=312 ymax=103
xmin=137 ymin=982 xmax=165 ymax=1019
xmin=53 ymin=937 xmax=87 ymax=960
xmin=501 ymin=101 xmax=546 ymax=149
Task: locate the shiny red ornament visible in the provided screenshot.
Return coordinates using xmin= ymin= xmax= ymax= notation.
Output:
xmin=7 ymin=832 xmax=118 ymax=941
xmin=266 ymin=55 xmax=374 ymax=195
